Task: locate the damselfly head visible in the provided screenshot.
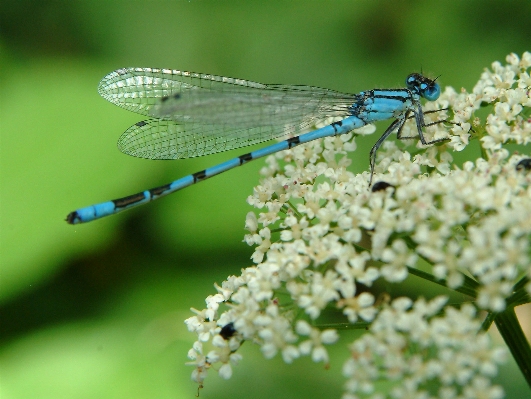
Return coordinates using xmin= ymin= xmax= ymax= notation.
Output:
xmin=406 ymin=73 xmax=441 ymax=102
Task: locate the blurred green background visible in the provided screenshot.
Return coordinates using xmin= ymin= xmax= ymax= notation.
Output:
xmin=1 ymin=1 xmax=530 ymax=398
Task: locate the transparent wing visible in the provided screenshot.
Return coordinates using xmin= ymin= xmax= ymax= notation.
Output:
xmin=98 ymin=67 xmax=356 ymax=121
xmin=100 ymin=67 xmax=359 ymax=159
xmin=118 ymin=115 xmax=331 ymax=160
xmin=99 ymin=67 xmax=268 ymax=117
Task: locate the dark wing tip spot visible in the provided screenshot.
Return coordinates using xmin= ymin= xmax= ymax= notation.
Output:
xmin=160 ymin=93 xmax=181 ymax=103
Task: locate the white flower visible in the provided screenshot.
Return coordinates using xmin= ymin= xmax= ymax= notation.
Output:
xmin=379 ymin=239 xmax=417 ymax=282
xmin=186 ymin=341 xmax=209 ymax=384
xmin=296 ymin=320 xmax=338 ymax=364
xmin=297 ymin=270 xmax=341 ymax=319
xmin=258 ymin=313 xmax=299 ymax=362
xmin=342 ymin=298 xmax=506 ymax=398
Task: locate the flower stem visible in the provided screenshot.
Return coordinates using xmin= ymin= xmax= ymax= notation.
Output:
xmin=494 ymin=307 xmax=531 ymax=389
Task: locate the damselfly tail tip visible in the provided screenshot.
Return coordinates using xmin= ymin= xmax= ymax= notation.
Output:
xmin=65 ymin=211 xmax=80 ymax=224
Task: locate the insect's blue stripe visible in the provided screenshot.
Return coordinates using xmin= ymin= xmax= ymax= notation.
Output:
xmin=67 ymin=116 xmax=365 ymax=224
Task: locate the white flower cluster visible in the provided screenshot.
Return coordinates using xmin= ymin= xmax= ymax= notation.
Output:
xmin=185 ymin=53 xmax=531 ymax=396
xmin=343 ymin=297 xmax=506 ymax=399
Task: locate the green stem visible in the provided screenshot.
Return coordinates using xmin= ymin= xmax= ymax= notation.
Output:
xmin=507 ymin=289 xmax=531 ymax=308
xmin=481 ymin=311 xmax=497 ymax=331
xmin=402 ymin=236 xmax=479 ymax=297
xmin=494 ymin=307 xmax=531 ymax=389
xmin=285 ymin=201 xmax=302 ymax=218
xmin=506 ymin=276 xmax=531 ymax=307
xmin=513 ymin=275 xmax=530 ymax=293
xmin=406 ymin=266 xmax=477 ymax=298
